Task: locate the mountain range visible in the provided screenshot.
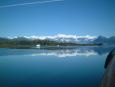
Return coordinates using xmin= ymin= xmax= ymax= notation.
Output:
xmin=0 ymin=34 xmax=115 ymax=46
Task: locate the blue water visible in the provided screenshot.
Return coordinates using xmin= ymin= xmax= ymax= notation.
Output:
xmin=0 ymin=47 xmax=114 ymax=87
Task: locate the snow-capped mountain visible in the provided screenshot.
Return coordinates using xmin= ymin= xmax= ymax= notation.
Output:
xmin=1 ymin=34 xmax=115 ymax=45
xmin=8 ymin=34 xmax=96 ymax=43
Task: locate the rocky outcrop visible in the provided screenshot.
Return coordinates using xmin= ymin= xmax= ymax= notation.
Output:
xmin=101 ymin=48 xmax=115 ymax=87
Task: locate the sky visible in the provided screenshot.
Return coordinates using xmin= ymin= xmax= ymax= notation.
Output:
xmin=0 ymin=0 xmax=115 ymax=37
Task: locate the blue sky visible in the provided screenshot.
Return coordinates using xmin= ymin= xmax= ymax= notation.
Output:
xmin=0 ymin=0 xmax=115 ymax=37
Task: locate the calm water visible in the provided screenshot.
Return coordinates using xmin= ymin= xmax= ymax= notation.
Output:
xmin=0 ymin=46 xmax=114 ymax=87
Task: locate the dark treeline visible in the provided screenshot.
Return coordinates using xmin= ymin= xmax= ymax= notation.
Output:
xmin=0 ymin=39 xmax=78 ymax=48
xmin=0 ymin=37 xmax=102 ymax=48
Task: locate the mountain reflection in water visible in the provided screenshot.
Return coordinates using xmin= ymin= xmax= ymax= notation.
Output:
xmin=31 ymin=49 xmax=97 ymax=57
xmin=0 ymin=46 xmax=114 ymax=57
xmin=0 ymin=46 xmax=115 ymax=87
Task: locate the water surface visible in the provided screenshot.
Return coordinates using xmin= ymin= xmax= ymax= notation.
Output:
xmin=0 ymin=46 xmax=114 ymax=87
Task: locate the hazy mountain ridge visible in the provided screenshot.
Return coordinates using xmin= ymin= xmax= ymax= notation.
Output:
xmin=93 ymin=36 xmax=115 ymax=45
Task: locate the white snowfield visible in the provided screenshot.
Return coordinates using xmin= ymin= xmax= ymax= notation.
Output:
xmin=8 ymin=34 xmax=96 ymax=43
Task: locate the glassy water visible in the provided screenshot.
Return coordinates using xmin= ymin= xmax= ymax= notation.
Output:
xmin=0 ymin=46 xmax=114 ymax=87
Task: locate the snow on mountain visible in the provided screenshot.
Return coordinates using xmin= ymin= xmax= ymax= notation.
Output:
xmin=2 ymin=34 xmax=115 ymax=45
xmin=7 ymin=34 xmax=96 ymax=43
xmin=8 ymin=34 xmax=96 ymax=43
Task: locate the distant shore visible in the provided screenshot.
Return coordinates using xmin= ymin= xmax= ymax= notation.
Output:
xmin=0 ymin=38 xmax=102 ymax=49
xmin=0 ymin=44 xmax=102 ymax=49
